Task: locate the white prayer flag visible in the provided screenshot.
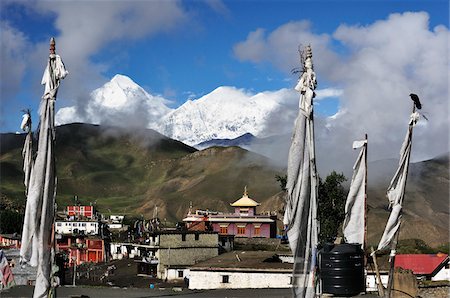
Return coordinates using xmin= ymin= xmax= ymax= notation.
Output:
xmin=20 ymin=38 xmax=67 ymax=298
xmin=284 ymin=46 xmax=319 ymax=298
xmin=343 ymin=139 xmax=367 ymax=247
xmin=376 ymin=113 xmax=416 ymax=252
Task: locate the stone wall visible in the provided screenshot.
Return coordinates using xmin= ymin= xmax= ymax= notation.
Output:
xmin=159 ymin=232 xmax=218 ymax=248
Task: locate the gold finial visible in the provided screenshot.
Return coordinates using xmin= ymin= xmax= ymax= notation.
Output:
xmin=243 ymin=185 xmax=248 ymax=197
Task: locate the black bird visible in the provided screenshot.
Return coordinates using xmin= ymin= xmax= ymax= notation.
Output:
xmin=409 ymin=93 xmax=422 ymax=110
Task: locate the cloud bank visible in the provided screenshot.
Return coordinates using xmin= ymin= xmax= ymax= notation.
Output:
xmin=234 ymin=12 xmax=449 ymax=175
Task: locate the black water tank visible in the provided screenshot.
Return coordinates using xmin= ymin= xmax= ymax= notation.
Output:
xmin=319 ymin=243 xmax=364 ymax=296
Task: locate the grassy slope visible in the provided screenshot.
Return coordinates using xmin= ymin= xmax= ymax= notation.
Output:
xmin=0 ymin=124 xmax=283 ymax=222
xmin=1 ymin=123 xmax=448 ymax=248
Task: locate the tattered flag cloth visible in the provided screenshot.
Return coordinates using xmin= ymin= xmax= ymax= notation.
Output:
xmin=283 ymin=46 xmax=319 ymax=298
xmin=21 ymin=111 xmax=34 ymax=195
xmin=343 ymin=139 xmax=367 ymax=247
xmin=376 ymin=112 xmax=418 ymax=252
xmin=0 ymin=250 xmax=15 ymax=289
xmin=20 ymin=38 xmax=67 ymax=298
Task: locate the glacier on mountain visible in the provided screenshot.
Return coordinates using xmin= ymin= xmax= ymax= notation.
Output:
xmin=56 ymin=74 xmax=300 ymax=146
xmin=56 ymin=74 xmax=172 ymax=130
xmin=156 ymin=86 xmax=297 ymax=146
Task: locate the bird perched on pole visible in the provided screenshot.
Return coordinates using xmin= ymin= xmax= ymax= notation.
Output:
xmin=409 ymin=93 xmax=422 ymax=110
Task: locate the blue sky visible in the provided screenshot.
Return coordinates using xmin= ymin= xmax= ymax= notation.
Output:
xmin=1 ymin=0 xmax=449 ymax=167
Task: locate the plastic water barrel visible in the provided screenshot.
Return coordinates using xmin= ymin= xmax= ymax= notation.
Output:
xmin=319 ymin=243 xmax=365 ymax=296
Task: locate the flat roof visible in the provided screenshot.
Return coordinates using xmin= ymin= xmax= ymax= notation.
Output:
xmin=190 ymin=250 xmax=293 ymax=272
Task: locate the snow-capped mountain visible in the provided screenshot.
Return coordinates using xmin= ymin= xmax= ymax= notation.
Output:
xmin=56 ymin=74 xmax=172 ymax=129
xmin=157 ymin=86 xmax=296 ymax=146
xmin=56 ymin=74 xmax=298 ymax=146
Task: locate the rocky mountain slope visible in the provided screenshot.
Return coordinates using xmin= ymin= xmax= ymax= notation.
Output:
xmin=1 ymin=124 xmax=448 ymax=248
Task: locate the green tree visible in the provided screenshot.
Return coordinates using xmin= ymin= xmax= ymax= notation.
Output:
xmin=275 ymin=174 xmax=287 ymax=191
xmin=0 ymin=210 xmax=24 ymax=234
xmin=317 ymin=171 xmax=347 ymax=243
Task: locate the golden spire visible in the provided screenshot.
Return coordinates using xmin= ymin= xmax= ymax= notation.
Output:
xmin=243 ymin=185 xmax=248 ymax=197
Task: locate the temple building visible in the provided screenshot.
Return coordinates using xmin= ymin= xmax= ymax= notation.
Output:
xmin=183 ymin=187 xmax=276 ymax=238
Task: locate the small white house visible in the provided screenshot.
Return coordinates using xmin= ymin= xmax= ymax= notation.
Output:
xmin=188 ymin=251 xmax=293 ymax=290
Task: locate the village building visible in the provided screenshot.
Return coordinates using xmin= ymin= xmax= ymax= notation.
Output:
xmin=55 ymin=220 xmax=99 ymax=235
xmin=183 ymin=187 xmax=276 ymax=238
xmin=55 ymin=205 xmax=108 ymax=267
xmin=188 ymin=250 xmax=293 ymax=290
xmin=56 ymin=236 xmax=106 ymax=266
xmin=130 ymin=231 xmax=218 ymax=280
xmin=66 ymin=205 xmax=94 ymax=219
xmin=107 ymin=215 xmax=125 ymax=230
xmin=0 ymin=234 xmax=21 ymax=249
xmin=395 ymin=253 xmax=450 ymax=281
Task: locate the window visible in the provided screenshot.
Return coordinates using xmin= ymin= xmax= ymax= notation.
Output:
xmin=195 ymin=233 xmax=199 ymax=241
xmin=289 ymin=276 xmax=293 ymax=285
xmin=178 ymin=270 xmax=184 ymax=278
xmin=254 ymin=227 xmax=260 ymax=236
xmin=237 ymin=226 xmax=246 ymax=235
xmin=56 ymin=223 xmax=62 ymax=226
xmin=182 ymin=234 xmax=186 ymax=241
xmin=222 ymin=275 xmax=229 ymax=283
xmin=219 ymin=226 xmax=228 ymax=234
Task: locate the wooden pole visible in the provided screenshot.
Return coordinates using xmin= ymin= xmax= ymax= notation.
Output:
xmin=364 ymin=133 xmax=368 ymax=293
xmin=386 ymin=103 xmax=416 ymax=298
xmin=371 ymin=247 xmax=385 ymax=297
xmin=364 ymin=133 xmax=368 ymax=254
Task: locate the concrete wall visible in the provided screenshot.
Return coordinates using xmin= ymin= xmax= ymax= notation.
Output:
xmin=158 ymin=233 xmax=218 ymax=248
xmin=157 ymin=247 xmax=218 ymax=279
xmin=156 ymin=233 xmax=219 ymax=279
xmin=432 ymin=267 xmax=450 ymax=281
xmin=167 ymin=268 xmax=190 ymax=280
xmin=188 ymin=270 xmax=292 ymax=289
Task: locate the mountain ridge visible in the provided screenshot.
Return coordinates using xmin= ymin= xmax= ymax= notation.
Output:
xmin=1 ymin=123 xmax=448 ymax=248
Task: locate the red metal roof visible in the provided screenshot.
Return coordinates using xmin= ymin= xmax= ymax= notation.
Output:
xmin=395 ymin=253 xmax=449 ymax=276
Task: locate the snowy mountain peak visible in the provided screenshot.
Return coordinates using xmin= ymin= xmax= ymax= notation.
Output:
xmin=157 ymin=86 xmax=293 ymax=146
xmin=111 ymin=74 xmax=139 ymax=89
xmin=57 ymin=74 xmax=298 ymax=147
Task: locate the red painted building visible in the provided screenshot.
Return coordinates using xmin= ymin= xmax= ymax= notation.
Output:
xmin=183 ymin=187 xmax=276 ymax=238
xmin=56 ymin=236 xmax=105 ymax=266
xmin=67 ymin=206 xmax=94 ymax=219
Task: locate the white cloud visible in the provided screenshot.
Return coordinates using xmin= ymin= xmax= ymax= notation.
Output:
xmin=315 ymin=88 xmax=343 ymax=101
xmin=234 ymin=12 xmax=449 ymax=175
xmin=0 ymin=21 xmax=29 ymax=99
xmin=234 ymin=21 xmax=340 ymax=75
xmin=2 ymin=1 xmax=190 ymax=127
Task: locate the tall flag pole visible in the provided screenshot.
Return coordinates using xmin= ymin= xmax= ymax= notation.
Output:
xmin=283 ymin=45 xmax=319 ymax=298
xmin=20 ymin=37 xmax=68 ymax=298
xmin=342 ymin=135 xmax=368 ymax=249
xmin=373 ymin=95 xmax=422 ymax=298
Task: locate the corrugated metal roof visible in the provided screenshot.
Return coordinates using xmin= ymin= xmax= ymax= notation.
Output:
xmin=394 ymin=253 xmax=449 ymax=276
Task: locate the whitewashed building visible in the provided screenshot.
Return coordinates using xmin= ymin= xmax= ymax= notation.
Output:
xmin=188 ymin=251 xmax=293 ymax=290
xmin=55 ymin=220 xmax=99 ymax=235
